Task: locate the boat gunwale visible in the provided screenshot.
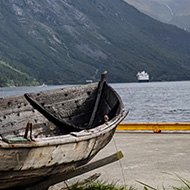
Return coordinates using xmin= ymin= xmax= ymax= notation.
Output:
xmin=0 ymin=110 xmax=126 ymax=148
xmin=0 ymin=82 xmax=126 ymax=148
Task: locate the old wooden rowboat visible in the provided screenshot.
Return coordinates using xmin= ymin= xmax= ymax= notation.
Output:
xmin=0 ymin=72 xmax=127 ymax=189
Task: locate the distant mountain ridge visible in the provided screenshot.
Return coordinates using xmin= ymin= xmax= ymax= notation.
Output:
xmin=124 ymin=0 xmax=190 ymax=31
xmin=1 ymin=0 xmax=190 ymax=86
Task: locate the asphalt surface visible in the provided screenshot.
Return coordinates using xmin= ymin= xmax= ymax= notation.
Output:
xmin=51 ymin=132 xmax=190 ymax=190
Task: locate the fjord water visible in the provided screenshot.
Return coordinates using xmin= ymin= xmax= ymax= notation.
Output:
xmin=111 ymin=81 xmax=190 ymax=122
xmin=1 ymin=81 xmax=190 ymax=122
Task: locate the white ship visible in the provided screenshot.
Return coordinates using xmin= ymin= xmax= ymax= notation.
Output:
xmin=136 ymin=71 xmax=149 ymax=82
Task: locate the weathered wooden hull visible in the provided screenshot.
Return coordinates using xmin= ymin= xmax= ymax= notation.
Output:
xmin=0 ymin=116 xmax=125 ymax=189
xmin=0 ymin=74 xmax=126 ymax=189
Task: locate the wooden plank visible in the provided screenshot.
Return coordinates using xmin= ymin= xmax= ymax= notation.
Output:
xmin=25 ymin=151 xmax=123 ymax=190
xmin=87 ymin=71 xmax=107 ymax=128
xmin=24 ymin=93 xmax=78 ymax=131
xmin=117 ymin=122 xmax=190 ymax=133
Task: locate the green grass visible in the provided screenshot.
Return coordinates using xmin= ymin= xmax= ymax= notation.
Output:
xmin=70 ymin=180 xmax=134 ymax=190
xmin=68 ymin=175 xmax=190 ymax=190
xmin=136 ymin=174 xmax=190 ymax=190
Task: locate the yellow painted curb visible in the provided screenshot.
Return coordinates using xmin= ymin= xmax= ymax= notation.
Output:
xmin=117 ymin=122 xmax=190 ymax=133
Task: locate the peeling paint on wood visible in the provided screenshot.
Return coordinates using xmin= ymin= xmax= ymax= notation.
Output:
xmin=0 ymin=73 xmax=127 ymax=189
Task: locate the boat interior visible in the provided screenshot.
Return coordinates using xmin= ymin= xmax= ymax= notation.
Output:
xmin=0 ymin=82 xmax=121 ymax=142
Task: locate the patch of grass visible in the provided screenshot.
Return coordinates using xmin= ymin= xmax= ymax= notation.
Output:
xmin=68 ymin=174 xmax=190 ymax=190
xmin=137 ymin=174 xmax=190 ymax=190
xmin=70 ymin=180 xmax=135 ymax=190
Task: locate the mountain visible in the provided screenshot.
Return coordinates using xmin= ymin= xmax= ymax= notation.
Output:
xmin=124 ymin=0 xmax=190 ymax=31
xmin=1 ymin=0 xmax=190 ymax=86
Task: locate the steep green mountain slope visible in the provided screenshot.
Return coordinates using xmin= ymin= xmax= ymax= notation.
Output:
xmin=0 ymin=0 xmax=190 ymax=86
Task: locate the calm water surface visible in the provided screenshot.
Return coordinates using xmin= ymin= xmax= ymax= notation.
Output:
xmin=1 ymin=81 xmax=190 ymax=122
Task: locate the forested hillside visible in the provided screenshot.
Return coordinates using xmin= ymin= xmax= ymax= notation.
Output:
xmin=1 ymin=0 xmax=190 ymax=86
